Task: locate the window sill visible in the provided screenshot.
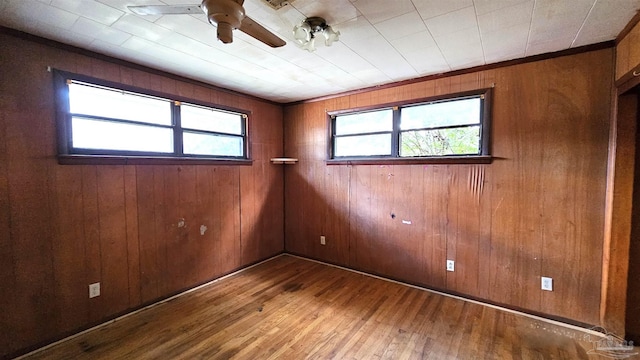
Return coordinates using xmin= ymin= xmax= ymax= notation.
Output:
xmin=326 ymin=155 xmax=493 ymax=165
xmin=58 ymin=155 xmax=253 ymax=166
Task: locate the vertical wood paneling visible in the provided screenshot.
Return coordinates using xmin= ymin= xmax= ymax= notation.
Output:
xmin=452 ymin=165 xmax=484 ymax=296
xmin=284 ymin=166 xmax=305 ymax=255
xmin=193 ymin=166 xmax=219 ymax=282
xmin=389 ymin=165 xmax=423 ymax=283
xmin=0 ymin=110 xmax=15 ymax=353
xmin=123 ymin=166 xmax=140 ymax=307
xmin=488 ymin=63 xmax=544 ymax=313
xmin=52 ymin=166 xmax=87 ymax=332
xmin=1 ymin=32 xmax=284 ymax=358
xmin=218 ymin=167 xmax=242 ymax=274
xmin=181 ymin=165 xmax=200 ymax=286
xmin=445 ymin=166 xmax=460 ymax=291
xmin=284 ymin=49 xmax=613 ymax=326
xmin=322 ymin=164 xmax=350 ymax=266
xmin=163 ymin=165 xmax=186 ymax=294
xmin=539 ymin=52 xmax=609 ymax=325
xmin=7 ymin=109 xmax=57 ymax=348
xmin=616 ymin=34 xmax=630 ymax=80
xmin=136 ymin=166 xmax=159 ymax=304
xmin=602 ymin=92 xmax=638 ymax=334
xmin=616 ymin=20 xmax=640 ymax=80
xmin=96 ymin=166 xmax=130 ymax=316
xmin=627 ymin=95 xmax=640 ymax=341
xmin=349 ymin=166 xmax=372 ymax=271
xmin=81 ymin=166 xmax=102 ymax=322
xmin=240 ymin=164 xmax=257 ymax=263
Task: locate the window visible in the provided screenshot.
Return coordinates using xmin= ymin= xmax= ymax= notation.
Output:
xmin=329 ymin=89 xmax=492 ymax=163
xmin=54 ymin=70 xmax=248 ymax=163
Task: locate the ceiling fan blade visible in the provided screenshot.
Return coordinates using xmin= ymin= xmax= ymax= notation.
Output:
xmin=128 ymin=4 xmax=203 ymax=16
xmin=239 ymin=16 xmax=285 ymax=48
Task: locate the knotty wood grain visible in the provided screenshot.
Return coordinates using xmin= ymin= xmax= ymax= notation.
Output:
xmin=20 ymin=255 xmax=614 ymax=360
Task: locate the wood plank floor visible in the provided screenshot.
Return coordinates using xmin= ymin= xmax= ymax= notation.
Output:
xmin=19 ymin=255 xmax=623 ymax=359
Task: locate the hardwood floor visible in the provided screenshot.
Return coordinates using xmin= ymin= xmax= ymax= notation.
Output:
xmin=19 ymin=255 xmax=622 ymax=359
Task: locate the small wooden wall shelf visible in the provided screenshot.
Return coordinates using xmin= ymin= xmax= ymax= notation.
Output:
xmin=270 ymin=158 xmax=298 ymax=164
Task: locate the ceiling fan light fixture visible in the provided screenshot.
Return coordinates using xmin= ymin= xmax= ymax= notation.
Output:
xmin=293 ymin=22 xmax=312 ymax=45
xmin=293 ymin=17 xmax=339 ymax=52
xmin=302 ymin=37 xmax=316 ymax=52
xmin=322 ymin=26 xmax=340 ymax=46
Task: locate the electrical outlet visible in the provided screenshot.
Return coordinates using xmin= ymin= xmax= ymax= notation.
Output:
xmin=320 ymin=235 xmax=326 ymax=245
xmin=541 ymin=277 xmax=553 ymax=291
xmin=446 ymin=260 xmax=455 ymax=272
xmin=89 ymin=282 xmax=100 ymax=298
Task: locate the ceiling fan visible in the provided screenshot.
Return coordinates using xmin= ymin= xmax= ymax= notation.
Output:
xmin=128 ymin=0 xmax=286 ymax=48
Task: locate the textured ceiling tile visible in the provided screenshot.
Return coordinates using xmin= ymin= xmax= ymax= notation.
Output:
xmin=316 ymin=42 xmax=373 ymax=73
xmin=425 ymin=6 xmax=478 ymax=37
xmin=70 ymin=17 xmax=131 ymax=45
xmin=375 ymin=11 xmax=427 ymax=41
xmin=154 ymin=14 xmax=219 ymax=46
xmin=434 ymin=26 xmax=484 ymax=67
xmin=111 ymin=13 xmax=174 ymax=42
xmin=477 ymin=1 xmax=534 ymax=34
xmin=291 ymin=0 xmax=359 ymax=24
xmin=96 ymin=0 xmax=164 ymax=21
xmin=351 ymin=0 xmax=416 ymax=24
xmin=473 ymin=0 xmax=531 ymax=16
xmin=413 ymin=0 xmax=473 ymax=19
xmin=345 ymin=34 xmax=418 ymax=79
xmin=335 ymin=15 xmax=379 ymax=42
xmin=526 ymin=35 xmax=576 ymax=56
xmin=528 ymin=0 xmax=593 ymax=45
xmin=391 ymin=31 xmax=438 ymax=54
xmin=3 ymin=0 xmax=79 ymax=29
xmin=51 ymin=0 xmax=124 ymax=25
xmin=482 ymin=24 xmax=529 ymax=61
xmin=18 ymin=19 xmax=93 ymax=48
xmin=0 ymin=0 xmax=636 ymax=102
xmin=573 ymin=0 xmax=640 ymax=47
xmin=403 ymin=45 xmax=451 ymax=74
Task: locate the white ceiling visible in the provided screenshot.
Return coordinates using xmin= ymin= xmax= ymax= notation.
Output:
xmin=1 ymin=0 xmax=639 ymax=103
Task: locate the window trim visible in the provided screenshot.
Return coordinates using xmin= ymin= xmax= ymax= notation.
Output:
xmin=326 ymin=88 xmax=493 ymax=165
xmin=53 ymin=69 xmax=252 ymax=165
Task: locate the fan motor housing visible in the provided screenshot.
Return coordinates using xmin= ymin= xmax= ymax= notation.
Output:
xmin=202 ymin=0 xmax=245 ymax=43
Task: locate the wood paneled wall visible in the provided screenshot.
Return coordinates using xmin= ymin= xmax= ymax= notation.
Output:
xmin=616 ymin=16 xmax=640 ymax=80
xmin=283 ymin=49 xmax=613 ymax=326
xmin=0 ymin=32 xmax=284 ymax=358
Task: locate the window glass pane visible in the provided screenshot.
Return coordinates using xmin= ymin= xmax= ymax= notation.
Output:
xmin=183 ymin=132 xmax=243 ymax=157
xmin=335 ymin=134 xmax=391 ymax=157
xmin=335 ymin=109 xmax=393 ymax=135
xmin=401 ymin=97 xmax=481 ymax=130
xmin=68 ymin=82 xmax=171 ymax=125
xmin=72 ymin=117 xmax=173 ymax=153
xmin=400 ymin=126 xmax=480 ymax=157
xmin=181 ymin=104 xmax=243 ymax=134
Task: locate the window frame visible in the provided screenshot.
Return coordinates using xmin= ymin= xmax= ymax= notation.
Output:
xmin=327 ymin=88 xmax=493 ymax=165
xmin=53 ymin=70 xmax=252 ymax=165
